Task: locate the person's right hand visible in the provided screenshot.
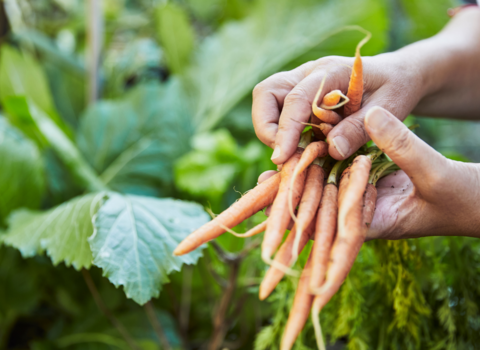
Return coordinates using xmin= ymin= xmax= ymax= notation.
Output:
xmin=257 ymin=106 xmax=480 ymax=240
xmin=252 ymin=53 xmax=426 ymax=164
xmin=365 ymin=107 xmax=480 ymax=240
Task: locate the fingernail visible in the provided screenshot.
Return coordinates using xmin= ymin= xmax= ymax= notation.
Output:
xmin=332 ymin=136 xmax=350 ymax=158
xmin=366 ymin=107 xmax=389 ymax=131
xmin=271 ymin=145 xmax=281 ymax=160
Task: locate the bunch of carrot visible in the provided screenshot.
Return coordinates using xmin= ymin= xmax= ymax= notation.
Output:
xmin=174 ymin=29 xmax=397 ymax=349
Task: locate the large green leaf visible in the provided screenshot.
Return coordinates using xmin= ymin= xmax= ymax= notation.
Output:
xmin=2 ymin=193 xmax=105 ymax=270
xmin=187 ymin=0 xmax=388 ymax=132
xmin=89 ymin=193 xmax=209 ymax=305
xmin=155 ymin=3 xmax=195 ymax=74
xmin=0 ymin=118 xmax=45 ymax=226
xmin=77 ymin=81 xmax=193 ymax=197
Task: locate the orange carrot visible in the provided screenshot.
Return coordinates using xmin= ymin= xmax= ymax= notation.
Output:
xmin=287 ymin=141 xmax=327 ymax=219
xmin=290 ymin=163 xmax=324 ymax=265
xmin=312 ymin=75 xmax=348 ymax=124
xmin=322 ymin=90 xmax=342 ymax=106
xmin=344 ymin=30 xmax=371 ymax=116
xmin=311 ymin=155 xmax=371 ymax=311
xmin=262 ymin=148 xmax=307 ymax=262
xmin=174 ymin=173 xmax=280 ymax=256
xmin=280 ymin=256 xmax=314 ymax=350
xmin=259 ymin=219 xmax=315 ymax=301
xmin=215 ymin=218 xmax=267 ymax=238
xmin=309 ymin=183 xmax=337 ymax=293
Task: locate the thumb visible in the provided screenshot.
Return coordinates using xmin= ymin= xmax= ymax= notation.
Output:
xmin=364 ymin=106 xmax=447 ymax=185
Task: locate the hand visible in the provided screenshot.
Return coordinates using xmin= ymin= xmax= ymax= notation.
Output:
xmin=366 ymin=107 xmax=480 ymax=239
xmin=252 ymin=53 xmax=425 ymax=163
xmin=257 ymin=107 xmax=480 ymax=239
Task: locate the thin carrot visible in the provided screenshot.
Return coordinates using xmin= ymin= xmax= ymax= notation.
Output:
xmin=321 ymin=90 xmax=342 ymax=107
xmin=290 ymin=162 xmax=324 ymax=266
xmin=174 ymin=173 xmax=280 ymax=256
xmin=204 ymin=213 xmax=267 ymax=238
xmin=259 ymin=219 xmax=315 ymax=301
xmin=312 ymin=73 xmax=348 ymax=124
xmin=310 ymin=155 xmax=372 ymax=312
xmin=309 ymin=184 xmax=337 ymax=293
xmin=287 ymin=141 xmax=328 ymax=220
xmin=344 ymin=29 xmax=371 ymax=117
xmin=280 ymin=256 xmax=315 ymax=350
xmin=261 ymin=148 xmax=307 ymax=263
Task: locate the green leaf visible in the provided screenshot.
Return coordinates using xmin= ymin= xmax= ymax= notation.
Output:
xmin=77 ymin=81 xmax=193 ymax=196
xmin=187 ymin=0 xmax=388 ymax=132
xmin=2 ymin=193 xmax=105 ymax=270
xmin=156 ymin=3 xmax=195 ymax=74
xmin=174 ymin=129 xmax=263 ymax=199
xmin=0 ymin=117 xmax=45 ymax=226
xmin=0 ymin=45 xmax=73 ymax=139
xmin=0 ymin=246 xmax=42 ymax=318
xmin=89 ymin=193 xmax=209 ymax=305
xmin=3 ymin=96 xmax=107 ymax=192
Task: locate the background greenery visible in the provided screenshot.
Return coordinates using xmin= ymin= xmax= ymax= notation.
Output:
xmin=1 ymin=0 xmax=480 ymax=349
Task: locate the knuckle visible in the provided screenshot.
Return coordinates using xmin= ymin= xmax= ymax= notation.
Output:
xmin=387 ymin=128 xmax=411 ymax=154
xmin=316 ymin=56 xmax=338 ymax=66
xmin=252 ymin=82 xmax=266 ymax=97
xmin=284 ymin=86 xmax=309 ymax=106
xmin=343 ymin=118 xmax=370 ymax=144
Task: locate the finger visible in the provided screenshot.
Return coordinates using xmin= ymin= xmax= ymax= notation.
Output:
xmin=326 ymin=111 xmax=370 ymax=160
xmin=364 ymin=106 xmax=448 ymax=189
xmin=252 ymin=64 xmax=316 ymax=149
xmin=258 ymin=170 xmax=278 ymax=184
xmin=272 ymin=61 xmax=351 ymax=164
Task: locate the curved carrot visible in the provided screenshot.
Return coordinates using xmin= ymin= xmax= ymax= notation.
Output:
xmin=321 ymin=90 xmax=342 ymax=106
xmin=212 ymin=218 xmax=267 ymax=238
xmin=280 ymin=256 xmax=314 ymax=350
xmin=287 ymin=141 xmax=327 ymax=221
xmin=311 ymin=155 xmax=371 ymax=311
xmin=262 ymin=148 xmax=307 ymax=262
xmin=174 ymin=173 xmax=280 ymax=256
xmin=344 ymin=29 xmax=371 ymax=117
xmin=312 ymin=74 xmax=348 ymax=124
xmin=259 ymin=219 xmax=315 ymax=301
xmin=290 ymin=164 xmax=324 ymax=266
xmin=309 ymin=183 xmax=337 ymax=293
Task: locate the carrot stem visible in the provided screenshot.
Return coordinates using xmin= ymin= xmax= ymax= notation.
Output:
xmin=327 ymin=159 xmax=346 ymax=185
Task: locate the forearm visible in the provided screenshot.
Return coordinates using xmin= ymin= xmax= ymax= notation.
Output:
xmin=395 ymin=7 xmax=480 ymax=119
